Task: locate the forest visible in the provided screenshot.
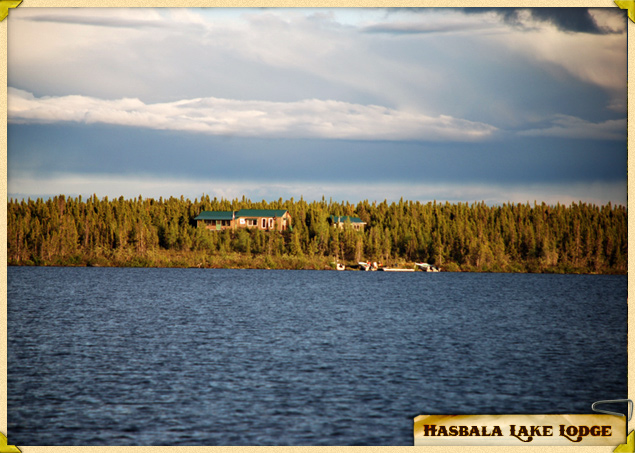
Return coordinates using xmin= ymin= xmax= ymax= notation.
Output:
xmin=6 ymin=194 xmax=628 ymax=274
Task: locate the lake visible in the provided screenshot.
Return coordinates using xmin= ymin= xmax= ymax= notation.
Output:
xmin=7 ymin=267 xmax=627 ymax=446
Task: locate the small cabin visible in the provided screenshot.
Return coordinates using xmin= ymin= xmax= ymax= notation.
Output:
xmin=329 ymin=215 xmax=366 ymax=231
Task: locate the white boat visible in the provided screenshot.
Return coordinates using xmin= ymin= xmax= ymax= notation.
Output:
xmin=336 ymin=263 xmax=345 ymax=271
xmin=415 ymin=262 xmax=440 ymax=272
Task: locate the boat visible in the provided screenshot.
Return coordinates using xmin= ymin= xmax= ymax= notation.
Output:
xmin=415 ymin=262 xmax=441 ymax=272
xmin=358 ymin=261 xmax=379 ymax=271
xmin=336 ymin=262 xmax=345 ymax=271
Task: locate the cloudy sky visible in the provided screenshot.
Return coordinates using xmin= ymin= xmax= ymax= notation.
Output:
xmin=7 ymin=7 xmax=627 ymax=205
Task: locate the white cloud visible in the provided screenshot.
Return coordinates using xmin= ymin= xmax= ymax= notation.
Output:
xmin=486 ymin=23 xmax=626 ymax=113
xmin=8 ymin=88 xmax=497 ymax=142
xmin=518 ymin=115 xmax=626 ymax=140
xmin=8 ymin=7 xmax=625 ymax=128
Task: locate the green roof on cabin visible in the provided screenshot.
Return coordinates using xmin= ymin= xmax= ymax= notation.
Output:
xmin=330 ymin=215 xmax=366 ymax=224
xmin=195 ymin=211 xmax=234 ymax=221
xmin=195 ymin=209 xmax=289 ymax=220
xmin=236 ymin=209 xmax=288 ymax=218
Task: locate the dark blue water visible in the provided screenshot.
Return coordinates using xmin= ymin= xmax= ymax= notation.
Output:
xmin=8 ymin=267 xmax=627 ymax=446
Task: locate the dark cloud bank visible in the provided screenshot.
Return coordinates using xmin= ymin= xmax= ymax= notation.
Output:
xmin=371 ymin=7 xmax=625 ymax=35
xmin=462 ymin=7 xmax=625 ymax=34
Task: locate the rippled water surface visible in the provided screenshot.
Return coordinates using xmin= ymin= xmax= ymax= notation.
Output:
xmin=8 ymin=267 xmax=627 ymax=445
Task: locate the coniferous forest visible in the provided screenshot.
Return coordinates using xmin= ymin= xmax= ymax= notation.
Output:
xmin=6 ymin=195 xmax=627 ymax=274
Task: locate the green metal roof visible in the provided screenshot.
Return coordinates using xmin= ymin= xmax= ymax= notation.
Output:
xmin=195 ymin=211 xmax=234 ymax=221
xmin=236 ymin=209 xmax=288 ymax=218
xmin=195 ymin=209 xmax=289 ymax=221
xmin=330 ymin=215 xmax=365 ymax=224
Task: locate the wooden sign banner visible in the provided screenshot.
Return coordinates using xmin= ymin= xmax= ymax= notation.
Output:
xmin=414 ymin=413 xmax=626 ymax=446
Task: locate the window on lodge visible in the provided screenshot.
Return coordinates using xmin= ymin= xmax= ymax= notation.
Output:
xmin=216 ymin=220 xmax=230 ymax=226
xmin=246 ymin=218 xmax=257 ymax=226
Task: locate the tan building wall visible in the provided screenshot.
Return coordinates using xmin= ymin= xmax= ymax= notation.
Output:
xmin=236 ymin=212 xmax=291 ymax=231
xmin=198 ymin=212 xmax=291 ymax=232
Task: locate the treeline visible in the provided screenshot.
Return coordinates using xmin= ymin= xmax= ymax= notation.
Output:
xmin=7 ymin=194 xmax=627 ymax=273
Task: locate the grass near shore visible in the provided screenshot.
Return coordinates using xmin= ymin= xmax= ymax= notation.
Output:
xmin=8 ymin=250 xmax=622 ymax=274
xmin=10 ymin=250 xmax=336 ymax=271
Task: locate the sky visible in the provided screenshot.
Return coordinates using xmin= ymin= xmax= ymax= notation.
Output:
xmin=6 ymin=7 xmax=628 ymax=205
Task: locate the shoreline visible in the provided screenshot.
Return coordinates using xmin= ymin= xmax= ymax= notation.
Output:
xmin=7 ymin=257 xmax=626 ymax=275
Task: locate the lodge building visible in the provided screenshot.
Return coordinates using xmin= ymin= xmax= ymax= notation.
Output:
xmin=195 ymin=209 xmax=291 ymax=232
